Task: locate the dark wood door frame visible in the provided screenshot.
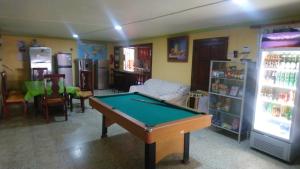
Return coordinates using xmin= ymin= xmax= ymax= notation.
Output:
xmin=191 ymin=37 xmax=228 ymax=91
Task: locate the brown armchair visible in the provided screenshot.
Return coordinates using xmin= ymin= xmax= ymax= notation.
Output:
xmin=41 ymin=74 xmax=68 ymax=123
xmin=72 ymin=70 xmax=93 ymax=112
xmin=1 ymin=71 xmax=27 ymax=118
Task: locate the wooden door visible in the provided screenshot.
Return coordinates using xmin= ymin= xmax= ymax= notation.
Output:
xmin=191 ymin=37 xmax=228 ymax=91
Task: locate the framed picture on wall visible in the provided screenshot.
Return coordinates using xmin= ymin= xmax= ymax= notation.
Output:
xmin=167 ymin=36 xmax=188 ymax=62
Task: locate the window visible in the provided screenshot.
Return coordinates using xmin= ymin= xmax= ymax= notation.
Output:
xmin=123 ymin=47 xmax=135 ymax=71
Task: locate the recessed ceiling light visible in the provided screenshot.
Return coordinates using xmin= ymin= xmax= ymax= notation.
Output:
xmin=114 ymin=25 xmax=122 ymax=30
xmin=72 ymin=34 xmax=79 ymax=39
xmin=232 ymin=0 xmax=248 ymax=5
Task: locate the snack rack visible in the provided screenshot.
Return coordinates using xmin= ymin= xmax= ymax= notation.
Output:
xmin=208 ymin=60 xmax=256 ymax=142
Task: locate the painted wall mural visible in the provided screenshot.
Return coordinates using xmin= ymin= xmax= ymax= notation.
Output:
xmin=77 ymin=42 xmax=107 ymax=61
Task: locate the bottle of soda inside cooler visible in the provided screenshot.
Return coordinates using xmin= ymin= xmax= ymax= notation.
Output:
xmin=296 ymin=55 xmax=300 ymax=70
xmin=285 ymin=72 xmax=290 ymax=87
xmin=280 ymin=72 xmax=285 ymax=86
xmin=264 ymin=55 xmax=269 ymax=68
xmin=282 ymin=53 xmax=287 ymax=69
xmin=289 ymin=90 xmax=295 ymax=103
xmin=266 ymin=103 xmax=273 ymax=114
xmin=285 ymin=53 xmax=292 ymax=69
xmin=285 ymin=107 xmax=293 ymax=120
xmin=292 ymin=73 xmax=296 ymax=87
xmin=291 ymin=55 xmax=296 ymax=70
xmin=289 ymin=72 xmax=294 ymax=86
xmin=274 ymin=55 xmax=278 ymax=68
xmin=275 ymin=72 xmax=280 ymax=85
xmin=279 ymin=54 xmax=284 ymax=69
xmin=272 ymin=71 xmax=277 ymax=84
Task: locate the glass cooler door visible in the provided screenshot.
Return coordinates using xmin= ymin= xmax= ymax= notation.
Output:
xmin=254 ymin=50 xmax=300 ymax=140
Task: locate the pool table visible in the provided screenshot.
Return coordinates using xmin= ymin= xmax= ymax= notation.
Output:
xmin=89 ymin=92 xmax=211 ymax=169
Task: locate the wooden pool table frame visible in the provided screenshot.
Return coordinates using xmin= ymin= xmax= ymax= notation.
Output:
xmin=89 ymin=92 xmax=211 ymax=169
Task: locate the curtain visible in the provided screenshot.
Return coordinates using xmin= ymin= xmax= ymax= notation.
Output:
xmin=138 ymin=48 xmax=150 ymax=61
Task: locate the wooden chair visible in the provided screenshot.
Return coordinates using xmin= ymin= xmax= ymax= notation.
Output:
xmin=32 ymin=68 xmax=48 ymax=113
xmin=72 ymin=70 xmax=93 ymax=112
xmin=1 ymin=71 xmax=27 ymax=118
xmin=41 ymin=74 xmax=67 ymax=123
xmin=32 ymin=68 xmax=48 ymax=80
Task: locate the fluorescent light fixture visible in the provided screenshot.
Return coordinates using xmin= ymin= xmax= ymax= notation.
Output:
xmin=232 ymin=0 xmax=248 ymax=5
xmin=72 ymin=34 xmax=79 ymax=39
xmin=114 ymin=25 xmax=122 ymax=30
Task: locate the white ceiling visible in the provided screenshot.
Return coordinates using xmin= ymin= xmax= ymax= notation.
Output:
xmin=0 ymin=0 xmax=300 ymax=41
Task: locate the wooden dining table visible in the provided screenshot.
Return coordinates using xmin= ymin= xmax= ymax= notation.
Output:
xmin=24 ymin=80 xmax=79 ymax=101
xmin=24 ymin=80 xmax=80 ymax=112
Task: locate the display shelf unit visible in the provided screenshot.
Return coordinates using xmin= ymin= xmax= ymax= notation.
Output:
xmin=208 ymin=60 xmax=256 ymax=142
xmin=211 ymin=123 xmax=239 ymax=134
xmin=209 ymin=108 xmax=240 ymax=118
xmin=209 ymin=92 xmax=242 ymax=100
xmin=210 ymin=76 xmax=244 ymax=82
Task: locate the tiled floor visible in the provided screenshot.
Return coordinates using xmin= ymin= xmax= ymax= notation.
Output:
xmin=0 ymin=90 xmax=299 ymax=169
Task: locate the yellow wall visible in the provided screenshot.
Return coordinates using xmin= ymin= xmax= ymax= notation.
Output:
xmin=1 ymin=26 xmax=259 ymax=89
xmin=1 ymin=35 xmax=77 ymax=90
xmin=116 ymin=26 xmax=259 ymax=85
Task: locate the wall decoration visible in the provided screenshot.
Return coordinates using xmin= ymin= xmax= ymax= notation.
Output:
xmin=77 ymin=42 xmax=107 ymax=61
xmin=17 ymin=40 xmax=28 ymax=61
xmin=167 ymin=36 xmax=188 ymax=62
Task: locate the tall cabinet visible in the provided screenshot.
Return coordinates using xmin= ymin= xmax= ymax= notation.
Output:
xmin=208 ymin=60 xmax=256 ymax=142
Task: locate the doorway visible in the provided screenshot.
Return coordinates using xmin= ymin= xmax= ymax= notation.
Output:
xmin=191 ymin=37 xmax=228 ymax=91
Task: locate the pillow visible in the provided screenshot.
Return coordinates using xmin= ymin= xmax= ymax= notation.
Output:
xmin=176 ymin=85 xmax=190 ymax=95
xmin=156 ymin=80 xmax=184 ymax=96
xmin=142 ymin=78 xmax=189 ymax=97
xmin=143 ymin=79 xmax=164 ymax=96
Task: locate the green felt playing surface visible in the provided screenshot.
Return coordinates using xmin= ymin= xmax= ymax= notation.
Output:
xmin=94 ymin=92 xmax=200 ymax=127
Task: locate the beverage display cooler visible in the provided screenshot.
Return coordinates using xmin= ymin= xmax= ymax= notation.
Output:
xmin=250 ymin=48 xmax=300 ymax=162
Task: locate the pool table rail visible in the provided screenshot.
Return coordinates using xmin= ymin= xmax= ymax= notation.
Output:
xmin=147 ymin=114 xmax=211 ymax=143
xmin=89 ymin=94 xmax=212 ymax=168
xmin=89 ymin=95 xmax=212 ymax=144
xmin=135 ymin=92 xmax=207 ymax=115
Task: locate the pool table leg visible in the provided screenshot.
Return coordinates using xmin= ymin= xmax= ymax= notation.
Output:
xmin=101 ymin=115 xmax=108 ymax=138
xmin=145 ymin=142 xmax=156 ymax=169
xmin=182 ymin=132 xmax=190 ymax=163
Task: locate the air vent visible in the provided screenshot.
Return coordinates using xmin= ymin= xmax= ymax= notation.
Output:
xmin=254 ymin=137 xmax=284 ymax=159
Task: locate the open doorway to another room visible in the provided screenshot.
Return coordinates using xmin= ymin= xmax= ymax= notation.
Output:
xmin=123 ymin=47 xmax=135 ymax=72
xmin=112 ymin=44 xmax=152 ymax=91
